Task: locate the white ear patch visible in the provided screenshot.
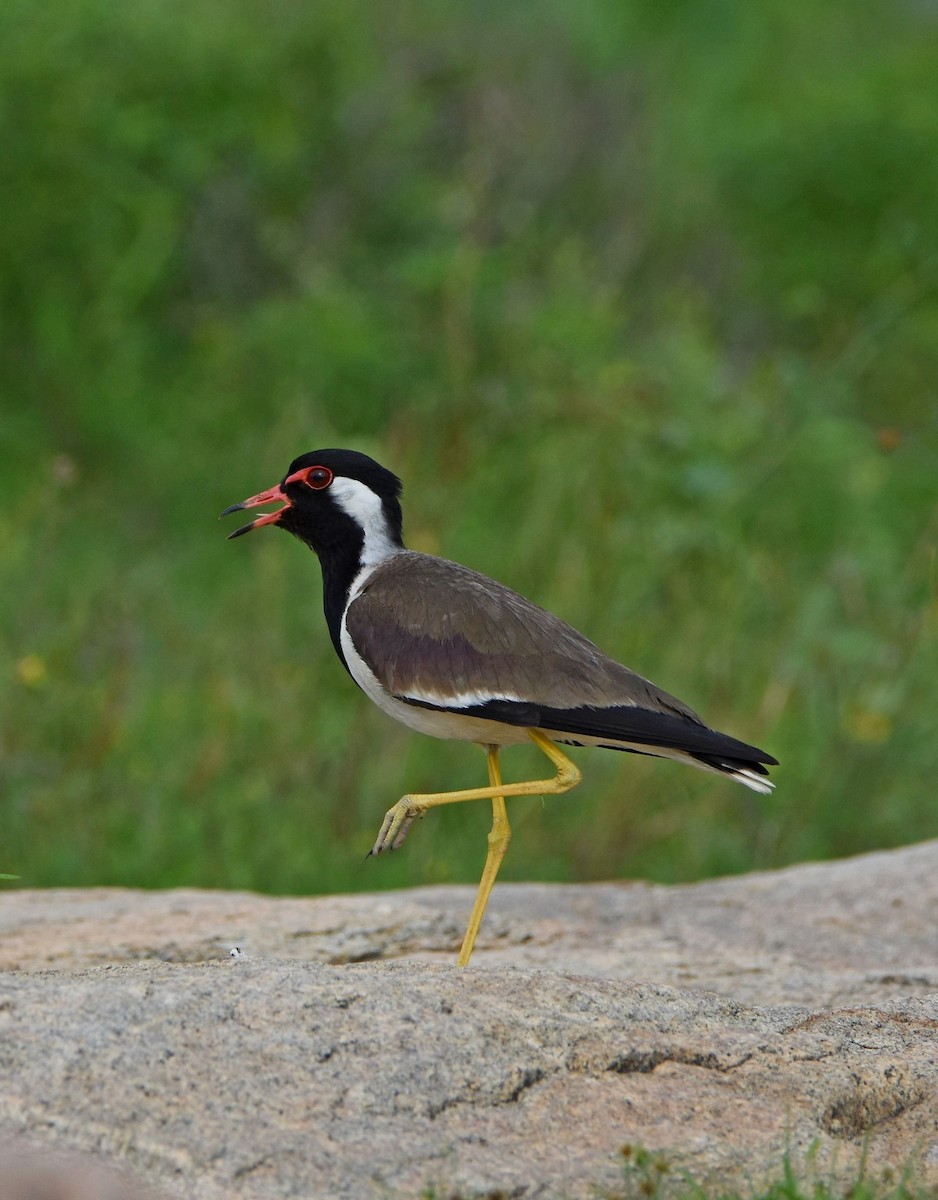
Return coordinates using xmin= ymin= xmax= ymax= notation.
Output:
xmin=331 ymin=477 xmax=399 ymax=568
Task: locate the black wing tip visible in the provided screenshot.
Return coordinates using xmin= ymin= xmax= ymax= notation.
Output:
xmin=439 ymin=697 xmax=778 ymax=769
xmin=400 ymin=695 xmax=779 ymax=772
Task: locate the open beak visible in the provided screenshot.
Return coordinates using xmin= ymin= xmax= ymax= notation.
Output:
xmin=221 ymin=483 xmax=291 ymax=539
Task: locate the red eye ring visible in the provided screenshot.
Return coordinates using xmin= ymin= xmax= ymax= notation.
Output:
xmin=304 ymin=466 xmax=333 ymax=490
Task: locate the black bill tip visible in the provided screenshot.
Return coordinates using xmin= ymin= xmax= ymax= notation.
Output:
xmin=226 ymin=521 xmax=257 ymax=539
xmin=220 ymin=502 xmax=246 ymax=518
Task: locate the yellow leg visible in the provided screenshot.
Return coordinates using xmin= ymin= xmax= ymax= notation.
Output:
xmin=456 ymin=745 xmax=510 ymax=968
xmin=367 ymin=730 xmax=583 ymax=964
xmin=368 ymin=729 xmax=582 ymax=855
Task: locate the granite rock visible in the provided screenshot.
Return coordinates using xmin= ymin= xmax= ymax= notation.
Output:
xmin=1 ymin=842 xmax=936 ymax=1198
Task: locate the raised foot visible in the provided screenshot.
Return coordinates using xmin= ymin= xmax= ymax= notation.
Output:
xmin=368 ymin=796 xmax=424 ymax=856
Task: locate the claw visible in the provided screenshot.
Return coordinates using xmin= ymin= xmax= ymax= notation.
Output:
xmin=369 ymin=796 xmax=423 ymax=856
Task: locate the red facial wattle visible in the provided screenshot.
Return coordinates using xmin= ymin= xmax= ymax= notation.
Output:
xmin=221 ymin=466 xmax=333 ymax=539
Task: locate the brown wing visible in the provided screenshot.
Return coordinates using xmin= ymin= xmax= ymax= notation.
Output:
xmin=344 ymin=551 xmax=702 ymax=721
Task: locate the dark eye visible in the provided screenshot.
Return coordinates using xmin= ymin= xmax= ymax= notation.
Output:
xmin=305 ymin=466 xmax=333 ymax=490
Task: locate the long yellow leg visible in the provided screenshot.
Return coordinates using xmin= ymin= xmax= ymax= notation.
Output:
xmin=456 ymin=745 xmax=510 ymax=967
xmin=369 ymin=729 xmax=582 ymax=854
xmin=368 ymin=729 xmax=583 ymax=963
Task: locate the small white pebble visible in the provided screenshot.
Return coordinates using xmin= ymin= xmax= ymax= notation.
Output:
xmin=228 ymin=946 xmax=245 ymax=959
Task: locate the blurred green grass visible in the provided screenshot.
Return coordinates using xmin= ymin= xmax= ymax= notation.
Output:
xmin=2 ymin=0 xmax=937 ymax=895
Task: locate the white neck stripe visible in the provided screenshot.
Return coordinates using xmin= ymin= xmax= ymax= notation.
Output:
xmin=331 ymin=477 xmax=400 ymax=570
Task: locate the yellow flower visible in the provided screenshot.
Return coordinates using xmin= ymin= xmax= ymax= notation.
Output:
xmin=16 ymin=654 xmax=48 ymax=688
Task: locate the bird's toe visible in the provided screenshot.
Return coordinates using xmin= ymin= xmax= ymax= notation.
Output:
xmin=369 ymin=798 xmax=421 ymax=855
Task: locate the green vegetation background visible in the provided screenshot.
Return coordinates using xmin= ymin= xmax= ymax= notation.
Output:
xmin=2 ymin=0 xmax=937 ymax=898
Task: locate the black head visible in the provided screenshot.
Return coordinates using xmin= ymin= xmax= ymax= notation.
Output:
xmin=221 ymin=448 xmax=404 ymax=560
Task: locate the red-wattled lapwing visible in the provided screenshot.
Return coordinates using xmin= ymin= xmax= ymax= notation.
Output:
xmin=223 ymin=449 xmax=777 ymax=966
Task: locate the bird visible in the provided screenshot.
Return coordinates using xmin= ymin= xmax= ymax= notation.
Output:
xmin=222 ymin=448 xmax=777 ymax=966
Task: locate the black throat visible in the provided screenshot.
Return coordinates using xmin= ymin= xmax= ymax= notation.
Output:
xmin=282 ymin=504 xmax=403 ymax=671
xmin=319 ymin=543 xmax=365 ymax=669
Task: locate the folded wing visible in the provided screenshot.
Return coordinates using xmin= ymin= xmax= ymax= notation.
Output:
xmin=346 ymin=551 xmax=776 ymax=792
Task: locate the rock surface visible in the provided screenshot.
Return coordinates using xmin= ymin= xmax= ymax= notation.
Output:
xmin=1 ymin=842 xmax=937 ymax=1198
